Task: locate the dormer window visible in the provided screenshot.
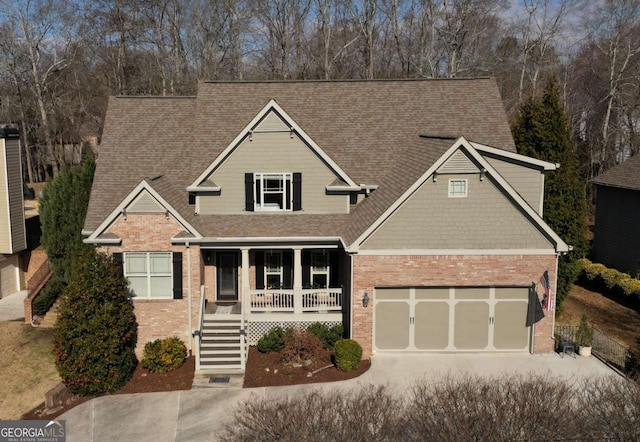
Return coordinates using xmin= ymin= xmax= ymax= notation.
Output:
xmin=245 ymin=172 xmax=302 ymax=212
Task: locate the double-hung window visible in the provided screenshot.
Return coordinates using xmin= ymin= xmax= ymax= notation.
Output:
xmin=265 ymin=250 xmax=283 ymax=289
xmin=310 ymin=250 xmax=330 ymax=288
xmin=125 ymin=252 xmax=173 ymax=298
xmin=245 ymin=172 xmax=302 ymax=212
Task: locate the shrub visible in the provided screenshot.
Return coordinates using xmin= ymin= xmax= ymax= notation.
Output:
xmin=222 ymin=374 xmax=640 ymax=441
xmin=140 ymin=337 xmax=187 ymax=373
xmin=334 ymin=339 xmax=362 ymax=371
xmin=307 ymin=322 xmax=344 ymax=349
xmin=32 ymin=276 xmax=65 ymax=315
xmin=281 ymin=328 xmax=324 ymax=365
xmin=577 ymin=259 xmax=640 ymax=310
xmin=257 ymin=326 xmax=285 ymax=353
xmin=575 ymin=311 xmax=593 ymax=347
xmin=53 ymin=250 xmax=137 ymax=396
xmin=625 ymin=338 xmax=640 ymax=380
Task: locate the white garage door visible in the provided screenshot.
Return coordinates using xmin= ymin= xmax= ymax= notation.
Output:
xmin=374 ymin=287 xmax=531 ymax=352
xmin=0 ymin=255 xmax=20 ymax=298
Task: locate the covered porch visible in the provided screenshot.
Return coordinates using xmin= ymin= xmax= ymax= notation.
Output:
xmin=201 ymin=245 xmax=349 ymax=317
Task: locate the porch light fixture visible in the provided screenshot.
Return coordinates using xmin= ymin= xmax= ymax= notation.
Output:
xmin=165 ymin=210 xmax=170 ymax=220
xmin=432 ymin=171 xmax=438 ymax=182
xmin=362 ymin=292 xmax=370 ymax=308
xmin=122 ymin=209 xmax=127 ymax=220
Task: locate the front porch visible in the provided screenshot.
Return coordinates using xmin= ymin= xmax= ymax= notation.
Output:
xmin=195 ymin=244 xmax=350 ymax=372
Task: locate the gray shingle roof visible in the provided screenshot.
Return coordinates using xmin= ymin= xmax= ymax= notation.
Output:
xmin=591 ymin=154 xmax=640 ymax=191
xmin=85 ymin=79 xmax=516 ymax=244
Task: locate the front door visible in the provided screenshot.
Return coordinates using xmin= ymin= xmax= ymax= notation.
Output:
xmin=217 ymin=252 xmax=238 ymax=301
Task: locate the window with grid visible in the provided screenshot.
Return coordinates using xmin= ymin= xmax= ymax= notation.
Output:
xmin=311 ymin=250 xmax=330 ymax=288
xmin=124 ymin=252 xmax=172 ymax=298
xmin=265 ymin=250 xmax=283 ymax=289
xmin=255 ymin=173 xmax=292 ymax=211
xmin=448 ymin=179 xmax=468 ymax=198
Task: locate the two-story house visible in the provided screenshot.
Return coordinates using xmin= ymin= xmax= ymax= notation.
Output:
xmin=83 ymin=79 xmax=568 ymax=371
xmin=0 ymin=126 xmax=27 ymax=299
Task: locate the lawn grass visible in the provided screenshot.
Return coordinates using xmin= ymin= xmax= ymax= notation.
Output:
xmin=0 ymin=321 xmax=61 ymax=419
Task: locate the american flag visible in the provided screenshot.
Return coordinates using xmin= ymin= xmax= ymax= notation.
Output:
xmin=540 ymin=270 xmax=553 ymax=311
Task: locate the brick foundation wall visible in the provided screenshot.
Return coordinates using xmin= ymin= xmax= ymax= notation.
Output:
xmin=104 ymin=213 xmax=202 ymax=357
xmin=352 ymin=254 xmax=558 ymax=358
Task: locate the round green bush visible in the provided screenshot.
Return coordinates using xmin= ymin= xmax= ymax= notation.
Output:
xmin=140 ymin=337 xmax=187 ymax=373
xmin=257 ymin=326 xmax=285 ymax=353
xmin=334 ymin=339 xmax=363 ymax=372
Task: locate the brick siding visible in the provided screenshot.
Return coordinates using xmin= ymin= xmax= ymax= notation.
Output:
xmin=352 ymin=254 xmax=558 ymax=358
xmin=104 ymin=213 xmax=201 ymax=357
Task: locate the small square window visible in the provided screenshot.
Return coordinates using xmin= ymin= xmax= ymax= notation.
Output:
xmin=448 ymin=179 xmax=468 ymax=198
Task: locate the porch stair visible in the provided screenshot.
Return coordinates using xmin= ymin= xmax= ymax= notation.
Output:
xmin=198 ymin=314 xmax=245 ymax=372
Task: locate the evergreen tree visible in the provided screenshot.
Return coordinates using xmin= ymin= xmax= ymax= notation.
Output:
xmin=512 ymin=77 xmax=588 ymax=311
xmin=39 ymin=158 xmax=95 ymax=284
xmin=53 ymin=250 xmax=138 ymax=396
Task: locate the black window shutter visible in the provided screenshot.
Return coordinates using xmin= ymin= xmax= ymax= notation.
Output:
xmin=255 ymin=251 xmax=265 ymax=289
xmin=302 ymin=250 xmax=311 ymax=288
xmin=329 ymin=250 xmax=340 ymax=288
xmin=245 ymin=173 xmax=254 ymax=211
xmin=113 ymin=252 xmax=124 ymax=277
xmin=283 ymin=250 xmax=293 ymax=289
xmin=292 ymin=173 xmax=302 ymax=211
xmin=173 ymin=252 xmax=183 ymax=299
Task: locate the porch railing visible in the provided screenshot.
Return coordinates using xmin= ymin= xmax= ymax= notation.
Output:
xmin=249 ymin=287 xmax=342 ymax=313
xmin=195 ymin=284 xmax=205 ymax=369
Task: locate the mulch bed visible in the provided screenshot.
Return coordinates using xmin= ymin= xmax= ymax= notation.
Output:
xmin=243 ymin=346 xmax=370 ymax=388
xmin=21 ymin=357 xmax=195 ymax=420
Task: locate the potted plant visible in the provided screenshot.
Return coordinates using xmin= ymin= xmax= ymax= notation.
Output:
xmin=575 ymin=311 xmax=593 ymax=357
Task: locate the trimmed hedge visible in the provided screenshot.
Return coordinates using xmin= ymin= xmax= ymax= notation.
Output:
xmin=141 ymin=337 xmax=187 ymax=373
xmin=334 ymin=339 xmax=362 ymax=371
xmin=577 ymin=259 xmax=640 ymax=309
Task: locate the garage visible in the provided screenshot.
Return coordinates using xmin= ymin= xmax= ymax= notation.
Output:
xmin=374 ymin=287 xmax=532 ymax=352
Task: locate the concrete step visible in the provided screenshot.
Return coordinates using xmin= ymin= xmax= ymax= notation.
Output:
xmin=192 ymin=373 xmax=244 ymax=388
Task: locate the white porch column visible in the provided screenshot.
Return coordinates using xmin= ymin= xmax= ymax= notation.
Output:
xmin=241 ymin=248 xmax=250 ymax=303
xmin=293 ymin=247 xmax=302 ymax=314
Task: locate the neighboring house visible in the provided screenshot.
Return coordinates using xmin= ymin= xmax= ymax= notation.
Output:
xmin=83 ymin=79 xmax=569 ymax=371
xmin=0 ymin=126 xmax=27 ymax=298
xmin=592 ymin=154 xmax=640 ymax=277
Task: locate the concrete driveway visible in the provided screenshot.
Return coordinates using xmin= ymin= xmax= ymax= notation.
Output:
xmin=0 ymin=290 xmax=28 ymax=321
xmin=60 ymin=352 xmax=616 ymax=442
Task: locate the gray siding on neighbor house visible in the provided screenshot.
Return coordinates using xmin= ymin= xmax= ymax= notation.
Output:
xmin=0 ymin=137 xmax=26 ymax=254
xmin=198 ymin=130 xmax=349 ymax=214
xmin=485 ymin=157 xmax=543 ymax=214
xmin=593 ymin=185 xmax=640 ymax=276
xmin=361 ymin=172 xmax=552 ymax=250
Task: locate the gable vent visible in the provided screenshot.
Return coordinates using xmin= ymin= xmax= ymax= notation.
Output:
xmin=254 ymin=111 xmax=289 ymax=132
xmin=438 ymin=150 xmax=479 ymax=174
xmin=128 ymin=191 xmax=165 ymax=213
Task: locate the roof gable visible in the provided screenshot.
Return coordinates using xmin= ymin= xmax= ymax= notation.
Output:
xmin=188 ymin=100 xmax=358 ymax=190
xmin=351 ymin=137 xmax=569 ymax=253
xmin=86 ymin=179 xmax=201 ymax=243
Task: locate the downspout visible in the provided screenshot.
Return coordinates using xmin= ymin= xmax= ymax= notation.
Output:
xmin=186 ymin=241 xmax=193 ymax=355
xmin=552 ymin=252 xmax=560 ymax=341
xmin=349 ymin=252 xmax=354 ymax=340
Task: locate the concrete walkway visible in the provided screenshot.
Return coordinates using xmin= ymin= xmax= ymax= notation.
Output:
xmin=0 ymin=290 xmax=28 ymax=321
xmin=59 ymin=353 xmax=617 ymax=442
